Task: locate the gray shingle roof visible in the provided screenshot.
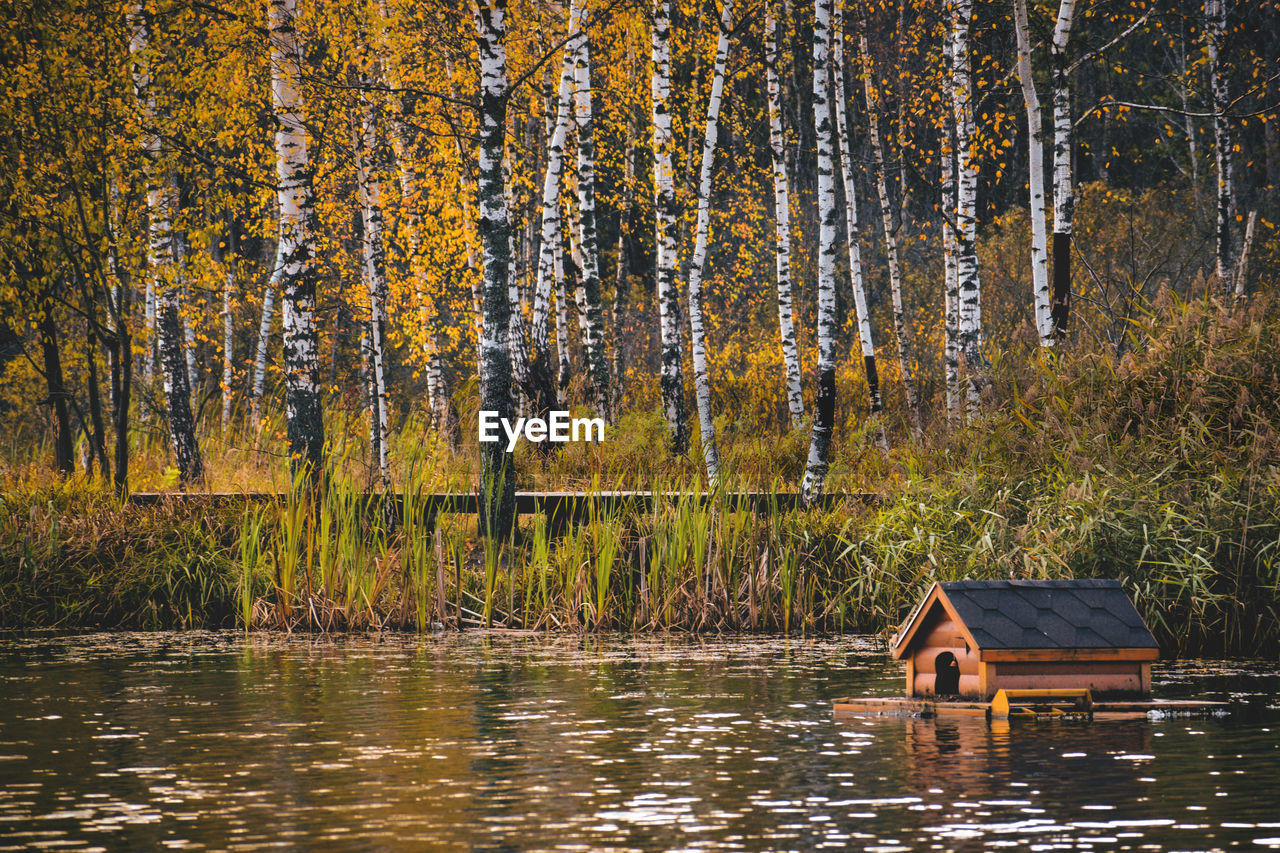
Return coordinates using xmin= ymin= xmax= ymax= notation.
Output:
xmin=939 ymin=579 xmax=1159 ymax=650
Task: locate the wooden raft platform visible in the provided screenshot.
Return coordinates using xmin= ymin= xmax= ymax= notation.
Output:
xmin=833 ymin=695 xmax=1229 ymax=721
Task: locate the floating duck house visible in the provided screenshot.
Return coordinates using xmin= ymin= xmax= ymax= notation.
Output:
xmin=890 ymin=580 xmax=1160 ymax=700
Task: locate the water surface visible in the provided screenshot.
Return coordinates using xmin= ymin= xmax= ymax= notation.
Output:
xmin=0 ymin=632 xmax=1277 ymax=851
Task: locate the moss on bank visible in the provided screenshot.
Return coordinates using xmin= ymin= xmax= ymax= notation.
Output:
xmin=2 ymin=295 xmax=1278 ymax=655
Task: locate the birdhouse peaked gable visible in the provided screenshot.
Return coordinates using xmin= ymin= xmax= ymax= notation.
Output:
xmin=892 ymin=579 xmax=1159 ymax=661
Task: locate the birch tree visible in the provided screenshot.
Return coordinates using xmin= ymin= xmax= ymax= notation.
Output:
xmin=942 ymin=116 xmax=960 ymax=421
xmin=250 ymin=252 xmax=276 ymax=425
xmin=530 ymin=53 xmax=574 ymax=420
xmin=354 ymin=55 xmax=391 ymax=489
xmin=378 ymin=0 xmax=453 ymax=438
xmin=950 ymin=0 xmax=983 ymax=413
xmin=1206 ymin=0 xmax=1235 ymax=289
xmin=158 ymin=291 xmax=202 ymax=484
xmin=765 ymin=1 xmax=804 ymax=427
xmin=129 ymin=2 xmax=203 ymax=484
xmin=504 ymin=151 xmax=531 ymax=412
xmin=218 ymin=228 xmax=234 ymax=430
xmin=1014 ymin=0 xmax=1053 ymax=347
xmin=858 ymin=24 xmax=921 ymax=437
xmin=568 ymin=0 xmax=609 ymax=416
xmin=802 ymin=0 xmax=839 ymax=502
xmin=474 ymin=0 xmax=516 ymax=538
xmin=831 ymin=0 xmax=883 ymax=436
xmin=651 ymin=0 xmax=688 ymax=453
xmin=610 ymin=128 xmax=637 ymax=419
xmin=1049 ymin=0 xmax=1077 ymax=338
xmin=685 ymin=0 xmax=733 ymax=483
xmin=270 ymin=0 xmax=324 ymax=481
xmin=554 ymin=238 xmax=573 ymax=402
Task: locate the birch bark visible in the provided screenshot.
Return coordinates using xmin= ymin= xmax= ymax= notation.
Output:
xmin=354 ymin=59 xmax=391 ymax=489
xmin=859 ymin=25 xmax=921 ymax=438
xmin=765 ymin=1 xmax=804 ymax=426
xmin=474 ymin=0 xmax=516 ymax=538
xmin=250 ymin=255 xmax=276 ymax=425
xmin=1050 ymin=0 xmax=1077 ymax=338
xmin=1206 ymin=0 xmax=1235 ymax=289
xmin=1014 ymin=0 xmax=1053 ymax=347
xmin=504 ymin=151 xmax=531 ymax=413
xmin=950 ymin=0 xmax=983 ymax=413
xmin=218 ymin=228 xmax=234 ymax=430
xmin=379 ymin=1 xmax=453 ymax=438
xmin=158 ymin=290 xmax=203 ymax=485
xmin=686 ymin=0 xmax=733 ymax=483
xmin=651 ymin=0 xmax=688 ymax=453
xmin=129 ymin=2 xmax=203 ymax=482
xmin=554 ymin=239 xmax=572 ymax=403
xmin=530 ymin=53 xmax=574 ymax=419
xmin=609 ymin=132 xmax=636 ymax=419
xmin=802 ymin=0 xmax=838 ymax=502
xmin=569 ymin=0 xmax=609 ymax=416
xmin=942 ymin=120 xmax=960 ymax=422
xmin=831 ymin=0 xmax=883 ymax=434
xmin=157 ymin=290 xmax=201 ymax=484
xmin=270 ymin=0 xmax=324 ymax=481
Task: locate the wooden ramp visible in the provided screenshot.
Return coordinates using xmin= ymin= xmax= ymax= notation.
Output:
xmin=833 ymin=695 xmax=1229 ymax=721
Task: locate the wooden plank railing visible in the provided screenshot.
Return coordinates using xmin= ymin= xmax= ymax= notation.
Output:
xmin=127 ymin=490 xmax=875 ymax=521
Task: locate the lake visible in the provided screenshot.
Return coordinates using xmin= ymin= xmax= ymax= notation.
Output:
xmin=1 ymin=632 xmax=1277 ymax=851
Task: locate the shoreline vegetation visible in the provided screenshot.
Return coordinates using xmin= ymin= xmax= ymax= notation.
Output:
xmin=4 ymin=0 xmax=1279 ymax=662
xmin=4 ymin=295 xmax=1278 ymax=657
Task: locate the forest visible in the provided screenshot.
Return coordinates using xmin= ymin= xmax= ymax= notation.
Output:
xmin=1 ymin=0 xmax=1278 ymax=652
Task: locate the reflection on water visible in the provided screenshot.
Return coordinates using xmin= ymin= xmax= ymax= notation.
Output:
xmin=0 ymin=632 xmax=1277 ymax=851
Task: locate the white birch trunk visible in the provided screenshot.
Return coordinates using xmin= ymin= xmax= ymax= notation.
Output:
xmin=181 ymin=299 xmax=197 ymax=399
xmin=130 ymin=4 xmax=161 ymax=386
xmin=531 ymin=52 xmax=575 ymax=416
xmin=950 ymin=0 xmax=983 ymax=415
xmin=1234 ymin=209 xmax=1256 ymax=299
xmin=859 ymin=25 xmax=921 ymax=438
xmin=765 ymin=2 xmax=804 ymax=426
xmin=355 ymin=70 xmax=391 ymax=489
xmin=651 ymin=0 xmax=687 ymax=452
xmin=831 ymin=0 xmax=883 ymax=437
xmin=554 ymin=240 xmax=572 ymax=404
xmin=1014 ymin=0 xmax=1053 ymax=347
xmin=129 ymin=2 xmax=201 ymax=478
xmin=685 ymin=0 xmax=733 ymax=483
xmin=250 ymin=255 xmax=277 ymax=425
xmin=144 ymin=281 xmax=156 ymax=383
xmin=504 ymin=151 xmax=532 ymax=413
xmin=1206 ymin=0 xmax=1235 ymax=289
xmin=474 ymin=0 xmax=516 ymax=538
xmin=566 ymin=186 xmax=588 ymax=331
xmin=393 ymin=132 xmax=452 ymax=437
xmin=610 ymin=130 xmax=636 ymax=419
xmin=942 ymin=122 xmax=960 ymax=422
xmin=802 ymin=0 xmax=839 ymax=502
xmin=568 ymin=1 xmax=609 ymax=416
xmin=379 ymin=7 xmax=452 ymax=438
xmin=174 ymin=235 xmax=196 ymax=397
xmin=444 ymin=59 xmax=486 ymax=388
xmin=270 ymin=0 xmax=324 ymax=479
xmin=158 ymin=290 xmax=203 ymax=485
xmin=1050 ymin=0 xmax=1077 ymax=338
xmin=222 ymin=259 xmax=234 ymax=429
